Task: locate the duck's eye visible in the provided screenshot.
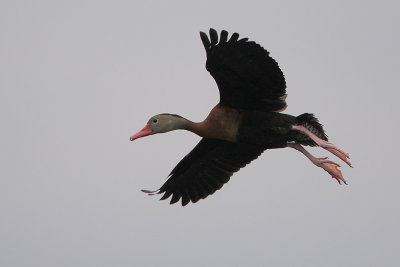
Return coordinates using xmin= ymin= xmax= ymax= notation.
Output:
xmin=152 ymin=118 xmax=159 ymax=124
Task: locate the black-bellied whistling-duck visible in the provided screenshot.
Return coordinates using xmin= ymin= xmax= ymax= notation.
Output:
xmin=130 ymin=29 xmax=352 ymax=206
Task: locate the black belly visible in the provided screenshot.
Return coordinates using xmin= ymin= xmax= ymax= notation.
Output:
xmin=236 ymin=111 xmax=296 ymax=148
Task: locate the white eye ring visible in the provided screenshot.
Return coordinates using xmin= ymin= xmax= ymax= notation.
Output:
xmin=152 ymin=118 xmax=159 ymax=124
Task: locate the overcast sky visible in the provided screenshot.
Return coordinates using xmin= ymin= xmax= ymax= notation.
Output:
xmin=1 ymin=1 xmax=399 ymax=266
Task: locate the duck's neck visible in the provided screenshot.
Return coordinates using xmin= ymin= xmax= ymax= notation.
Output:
xmin=172 ymin=116 xmax=206 ymax=136
xmin=184 ymin=120 xmax=212 ymax=138
xmin=180 ymin=105 xmax=240 ymax=142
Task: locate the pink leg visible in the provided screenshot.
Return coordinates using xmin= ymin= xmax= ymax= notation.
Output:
xmin=287 ymin=143 xmax=347 ymax=184
xmin=292 ymin=125 xmax=352 ymax=167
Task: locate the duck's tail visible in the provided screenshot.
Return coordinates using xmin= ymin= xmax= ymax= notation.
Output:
xmin=294 ymin=113 xmax=328 ymax=146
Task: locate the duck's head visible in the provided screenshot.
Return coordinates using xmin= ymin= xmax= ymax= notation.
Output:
xmin=130 ymin=114 xmax=187 ymax=141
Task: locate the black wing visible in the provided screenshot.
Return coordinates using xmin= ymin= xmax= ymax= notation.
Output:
xmin=142 ymin=138 xmax=266 ymax=206
xmin=200 ymin=28 xmax=287 ymax=112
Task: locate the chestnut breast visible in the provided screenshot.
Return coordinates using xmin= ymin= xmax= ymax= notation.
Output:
xmin=200 ymin=105 xmax=242 ymax=142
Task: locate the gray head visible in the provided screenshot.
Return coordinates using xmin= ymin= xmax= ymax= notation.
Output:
xmin=130 ymin=114 xmax=187 ymax=141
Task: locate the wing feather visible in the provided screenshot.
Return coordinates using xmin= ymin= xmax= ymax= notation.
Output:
xmin=170 ymin=192 xmax=181 ymax=204
xmin=199 ymin=28 xmax=287 ymax=112
xmin=229 ymin=32 xmax=239 ymax=43
xmin=209 ymin=28 xmax=218 ymax=46
xmin=142 ymin=138 xmax=266 ymax=206
xmin=220 ymin=30 xmax=228 ymax=43
xmin=200 ymin=32 xmax=210 ymax=51
xmin=160 ymin=191 xmax=172 ymax=201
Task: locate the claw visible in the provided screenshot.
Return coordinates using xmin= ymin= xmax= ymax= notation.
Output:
xmin=325 ymin=147 xmax=352 ymax=167
xmin=319 ymin=159 xmax=341 ymax=167
xmin=320 ymin=162 xmax=347 ymax=185
xmin=292 ymin=125 xmax=352 ymax=167
xmin=314 ymin=140 xmax=351 ymax=167
xmin=288 ymin=143 xmax=349 ymax=185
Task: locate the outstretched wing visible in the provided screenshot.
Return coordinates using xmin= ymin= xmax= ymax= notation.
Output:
xmin=200 ymin=28 xmax=287 ymax=112
xmin=142 ymin=138 xmax=266 ymax=206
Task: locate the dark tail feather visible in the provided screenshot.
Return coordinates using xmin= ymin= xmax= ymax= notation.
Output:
xmin=295 ymin=113 xmax=328 ymax=146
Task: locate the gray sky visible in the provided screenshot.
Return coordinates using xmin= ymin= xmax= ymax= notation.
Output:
xmin=1 ymin=0 xmax=399 ymax=266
